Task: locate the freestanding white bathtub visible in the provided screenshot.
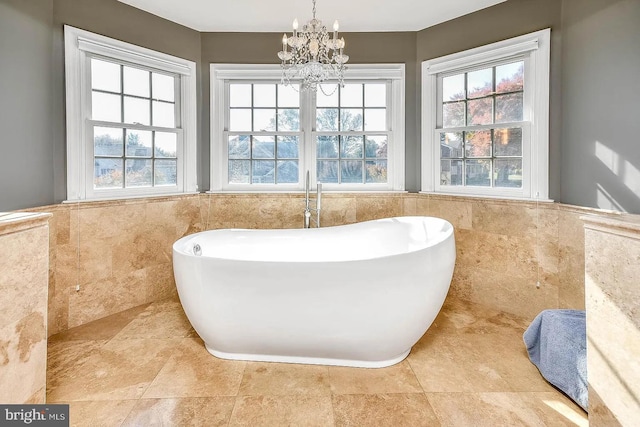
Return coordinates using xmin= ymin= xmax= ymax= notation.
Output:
xmin=172 ymin=216 xmax=456 ymax=368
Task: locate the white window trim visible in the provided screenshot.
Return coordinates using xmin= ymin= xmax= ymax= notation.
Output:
xmin=210 ymin=63 xmax=405 ymax=192
xmin=421 ymin=29 xmax=551 ymax=201
xmin=64 ymin=25 xmax=198 ymax=202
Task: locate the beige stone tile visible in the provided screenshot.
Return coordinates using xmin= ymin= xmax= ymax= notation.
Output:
xmin=48 ymin=278 xmax=70 ymax=337
xmin=68 ymin=270 xmax=148 ymax=328
xmin=144 ymin=262 xmax=178 ymax=302
xmin=328 ymin=360 xmax=422 ymax=395
xmin=402 ymin=194 xmax=417 ymax=216
xmin=122 ymin=397 xmax=236 ymax=427
xmin=558 ymin=208 xmax=586 ymax=251
xmin=429 ymin=198 xmax=472 ymax=230
xmin=238 ymin=362 xmax=331 ymax=396
xmin=47 ymin=338 xmax=181 ymax=402
xmin=25 ymin=387 xmax=45 ymax=404
xmin=209 ymin=195 xmax=302 ymax=229
xmin=78 ymin=203 xmax=146 ymax=240
xmin=558 ymin=244 xmax=585 ymax=309
xmin=321 ymin=196 xmax=357 ymax=227
xmin=77 ymin=238 xmax=113 ymax=285
xmin=47 ymin=340 xmax=108 ymax=401
xmin=588 ymin=388 xmax=622 ymax=427
xmin=68 ymin=400 xmax=138 ymax=427
xmin=426 ymin=392 xmax=546 ymax=427
xmin=112 ymin=300 xmax=193 ymax=340
xmin=415 ymin=195 xmax=429 ymax=216
xmin=518 ymin=392 xmax=588 ymax=426
xmin=143 ymin=338 xmax=245 ymax=398
xmin=332 ymin=393 xmax=439 ymax=427
xmin=355 ymin=196 xmax=402 ymax=222
xmin=408 ymin=333 xmax=511 ymax=393
xmin=49 ymin=304 xmax=149 ymax=343
xmin=471 ymin=200 xmax=539 ymax=237
xmin=229 ymin=395 xmax=334 ymax=427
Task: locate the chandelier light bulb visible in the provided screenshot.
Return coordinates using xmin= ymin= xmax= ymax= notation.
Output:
xmin=333 ymin=20 xmax=339 ymax=31
xmin=293 ymin=19 xmax=299 ymax=30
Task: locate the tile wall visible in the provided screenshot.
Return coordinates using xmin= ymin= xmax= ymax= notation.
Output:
xmin=0 ymin=212 xmax=51 ymax=403
xmin=22 ymin=193 xmax=603 ymax=335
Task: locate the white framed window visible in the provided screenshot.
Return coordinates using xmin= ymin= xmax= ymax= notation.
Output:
xmin=64 ymin=25 xmax=197 ymax=201
xmin=210 ymin=64 xmax=405 ymax=191
xmin=421 ymin=29 xmax=550 ymax=200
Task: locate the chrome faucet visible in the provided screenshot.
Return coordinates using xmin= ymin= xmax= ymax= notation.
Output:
xmin=303 ymin=170 xmax=322 ymax=228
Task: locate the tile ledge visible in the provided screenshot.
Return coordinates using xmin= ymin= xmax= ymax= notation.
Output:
xmin=0 ymin=212 xmax=52 ymax=236
xmin=581 ymin=213 xmax=640 ymax=238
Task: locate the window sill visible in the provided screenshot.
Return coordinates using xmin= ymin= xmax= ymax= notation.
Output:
xmin=63 ymin=191 xmax=200 ymax=204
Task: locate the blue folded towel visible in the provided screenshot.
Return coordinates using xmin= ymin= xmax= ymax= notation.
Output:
xmin=523 ymin=309 xmax=588 ymax=411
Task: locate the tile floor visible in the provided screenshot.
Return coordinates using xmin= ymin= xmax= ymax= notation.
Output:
xmin=47 ymin=297 xmax=588 ymax=426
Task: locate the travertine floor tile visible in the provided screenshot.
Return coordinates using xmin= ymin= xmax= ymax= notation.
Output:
xmin=47 ymin=340 xmax=108 ymax=400
xmin=228 ymin=395 xmax=334 ymax=427
xmin=426 ymin=392 xmax=547 ymax=427
xmin=518 ymin=392 xmax=588 ymax=426
xmin=143 ymin=338 xmax=246 ymax=398
xmin=121 ymin=397 xmax=236 ymax=427
xmin=68 ymin=400 xmax=137 ymax=427
xmin=47 ymin=338 xmax=181 ymax=402
xmin=328 ymin=360 xmax=422 ymax=395
xmin=112 ymin=299 xmax=194 ymax=340
xmin=408 ymin=333 xmax=512 ymax=392
xmin=239 ymin=362 xmax=331 ymax=396
xmin=332 ymin=393 xmax=440 ymax=427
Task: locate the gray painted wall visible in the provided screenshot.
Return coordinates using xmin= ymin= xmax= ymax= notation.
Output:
xmin=1 ymin=0 xmax=640 ymax=213
xmin=560 ymin=0 xmax=640 ymax=213
xmin=0 ymin=0 xmax=54 ymax=210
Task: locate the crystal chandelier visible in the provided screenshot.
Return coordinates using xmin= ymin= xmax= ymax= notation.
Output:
xmin=277 ymin=0 xmax=349 ymax=93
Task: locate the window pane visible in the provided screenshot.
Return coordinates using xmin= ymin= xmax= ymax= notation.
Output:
xmin=228 ymin=135 xmax=250 ymax=159
xmin=496 ymin=62 xmax=524 ymax=94
xmin=277 ymin=109 xmax=299 ymax=131
xmin=443 ymin=74 xmax=465 ymax=102
xmin=316 ymin=108 xmax=338 ymax=131
xmin=466 ymin=159 xmax=491 ymax=186
xmin=94 ymin=158 xmax=123 ymax=188
xmin=467 ymin=68 xmax=493 ymax=99
xmin=126 ymin=129 xmax=152 ymax=157
xmin=152 ymin=72 xmax=175 ymax=102
xmin=316 ymin=84 xmax=339 ymax=107
xmin=230 ymin=84 xmax=251 ymax=107
xmin=494 ymin=158 xmax=522 ymax=188
xmin=252 ymin=136 xmax=275 ymax=159
xmin=366 ymin=160 xmax=387 ymax=183
xmin=154 ymin=159 xmax=177 ymax=186
xmin=155 ymin=132 xmax=177 ymax=158
xmin=253 ymin=108 xmax=276 ymax=131
xmin=229 ymin=109 xmax=252 ymax=131
xmin=277 ymin=136 xmax=299 ymax=159
xmin=124 ymin=96 xmax=150 ymax=125
xmin=123 ymin=66 xmax=150 ymax=97
xmin=92 ymin=92 xmax=121 ymax=122
xmin=341 ymin=160 xmax=363 ymax=183
xmin=229 ymin=160 xmax=250 ymax=183
xmin=341 ymin=84 xmax=363 ymax=107
xmin=317 ymin=160 xmax=338 ymax=183
xmin=465 ymin=130 xmax=492 ymax=158
xmin=94 ymin=127 xmax=123 ymax=156
xmin=443 ymin=101 xmax=465 ymax=128
xmin=91 ymin=59 xmax=120 ymax=92
xmin=341 ymin=136 xmax=363 ymax=159
xmin=364 ymin=108 xmax=386 ymax=131
xmin=364 ymin=83 xmax=386 ymax=107
xmin=495 ymin=93 xmax=523 ymax=123
xmin=252 ymin=160 xmax=275 ymax=183
xmin=494 ymin=128 xmax=523 ymax=156
xmin=254 ymin=84 xmax=276 ymax=107
xmin=125 ymin=158 xmax=152 ymax=187
xmin=317 ymin=136 xmax=339 ymax=158
xmin=152 ymin=101 xmax=175 ymax=128
xmin=277 ymin=160 xmax=298 ymax=183
xmin=440 ymin=159 xmax=463 ymax=186
xmin=340 ymin=109 xmax=363 ymax=131
xmin=278 ymin=84 xmax=300 ymax=107
xmin=365 ymin=136 xmax=387 ymax=159
xmin=440 ymin=132 xmax=463 ymax=158
xmin=467 ymin=98 xmax=493 ymax=125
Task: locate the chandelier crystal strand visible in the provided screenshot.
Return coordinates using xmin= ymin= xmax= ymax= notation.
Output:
xmin=277 ymin=0 xmax=349 ymax=93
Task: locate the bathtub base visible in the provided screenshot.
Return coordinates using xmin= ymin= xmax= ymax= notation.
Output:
xmin=205 ymin=344 xmax=411 ymax=369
